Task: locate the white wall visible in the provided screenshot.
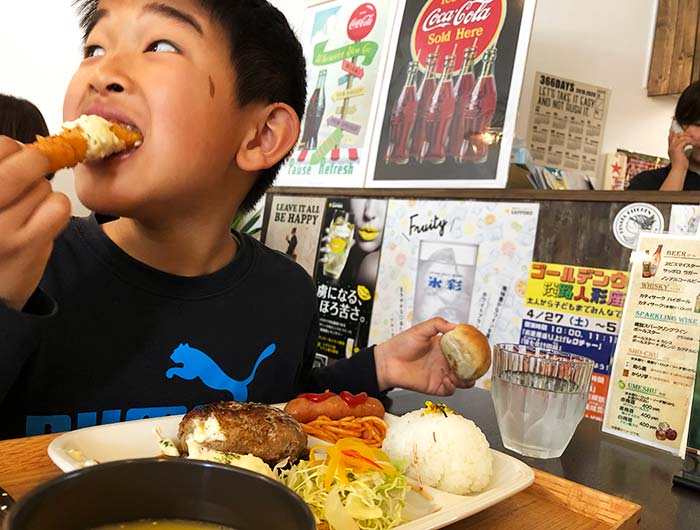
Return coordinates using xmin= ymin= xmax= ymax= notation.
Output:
xmin=0 ymin=0 xmax=674 ymax=212
xmin=516 ymin=0 xmax=675 ymax=162
xmin=0 ymin=0 xmax=305 ymax=216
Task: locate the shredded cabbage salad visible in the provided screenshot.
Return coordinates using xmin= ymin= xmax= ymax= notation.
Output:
xmin=279 ymin=439 xmax=409 ymax=530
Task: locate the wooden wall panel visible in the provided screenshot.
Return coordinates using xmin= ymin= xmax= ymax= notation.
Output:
xmin=692 ymin=4 xmax=700 ymax=82
xmin=262 ymin=189 xmax=686 ymax=273
xmin=667 ymin=0 xmax=700 ymax=94
xmin=649 ymin=0 xmax=682 ymax=96
xmin=530 ymin=201 xmax=672 ymax=270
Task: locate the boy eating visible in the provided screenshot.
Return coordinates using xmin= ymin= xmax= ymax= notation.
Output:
xmin=0 ymin=0 xmax=472 ymax=439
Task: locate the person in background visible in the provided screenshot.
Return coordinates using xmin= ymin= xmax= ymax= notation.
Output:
xmin=628 ymin=81 xmax=700 ymax=190
xmin=0 ymin=93 xmax=53 ymax=180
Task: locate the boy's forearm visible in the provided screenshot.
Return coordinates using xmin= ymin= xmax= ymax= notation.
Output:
xmin=306 ymin=347 xmax=382 ymax=397
xmin=0 ymin=290 xmax=52 ymax=404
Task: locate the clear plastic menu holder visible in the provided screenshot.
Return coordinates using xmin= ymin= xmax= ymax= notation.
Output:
xmin=673 ymin=452 xmax=700 ymax=492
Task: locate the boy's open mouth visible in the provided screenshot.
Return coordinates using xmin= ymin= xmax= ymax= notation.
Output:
xmin=107 ymin=122 xmax=143 ymax=161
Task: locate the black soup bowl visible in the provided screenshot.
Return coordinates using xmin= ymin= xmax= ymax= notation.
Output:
xmin=3 ymin=458 xmax=315 ymax=530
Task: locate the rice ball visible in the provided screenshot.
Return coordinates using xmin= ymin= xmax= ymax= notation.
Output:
xmin=383 ymin=403 xmax=493 ymax=495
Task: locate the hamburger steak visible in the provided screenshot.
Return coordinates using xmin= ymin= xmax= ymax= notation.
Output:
xmin=178 ymin=401 xmax=307 ymax=465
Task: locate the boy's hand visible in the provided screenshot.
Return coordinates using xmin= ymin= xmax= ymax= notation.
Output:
xmin=0 ymin=137 xmax=71 ymax=311
xmin=374 ymin=317 xmax=476 ymax=395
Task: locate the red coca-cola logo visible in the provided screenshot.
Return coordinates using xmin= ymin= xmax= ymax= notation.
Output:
xmin=411 ymin=0 xmax=506 ymax=74
xmin=347 ymin=3 xmax=377 ymax=42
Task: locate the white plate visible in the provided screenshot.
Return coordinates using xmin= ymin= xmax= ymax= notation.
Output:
xmin=48 ymin=412 xmax=534 ymax=530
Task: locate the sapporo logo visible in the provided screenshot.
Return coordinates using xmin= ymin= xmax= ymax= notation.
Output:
xmin=411 ymin=0 xmax=506 ymax=74
xmin=613 ymin=203 xmax=664 ymax=249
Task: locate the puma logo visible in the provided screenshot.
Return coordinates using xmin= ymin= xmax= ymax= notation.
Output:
xmin=165 ymin=342 xmax=276 ymax=401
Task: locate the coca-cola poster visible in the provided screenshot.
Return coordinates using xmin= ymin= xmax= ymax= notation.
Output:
xmin=276 ymin=0 xmax=400 ymax=188
xmin=366 ymin=0 xmax=536 ymax=188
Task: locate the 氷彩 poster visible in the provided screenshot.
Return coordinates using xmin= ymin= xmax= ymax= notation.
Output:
xmin=367 ymin=0 xmax=536 ymax=188
xmin=262 ymin=195 xmax=327 ymax=278
xmin=277 ymin=0 xmax=400 ymax=187
xmin=369 ymin=200 xmax=539 ymax=384
xmin=315 ymin=198 xmax=388 ymax=359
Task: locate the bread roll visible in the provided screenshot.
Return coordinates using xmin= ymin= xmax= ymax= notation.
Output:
xmin=439 ymin=324 xmax=491 ymax=380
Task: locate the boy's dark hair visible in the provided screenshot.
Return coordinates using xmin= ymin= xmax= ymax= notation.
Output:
xmin=675 ymin=81 xmax=700 ymax=126
xmin=0 ymin=93 xmax=54 ymax=180
xmin=74 ymin=0 xmax=307 ymax=212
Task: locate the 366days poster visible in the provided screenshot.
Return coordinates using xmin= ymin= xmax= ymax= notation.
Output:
xmin=367 ymin=0 xmax=535 ymax=188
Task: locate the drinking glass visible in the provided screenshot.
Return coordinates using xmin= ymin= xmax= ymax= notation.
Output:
xmin=491 ymin=344 xmax=594 ymax=459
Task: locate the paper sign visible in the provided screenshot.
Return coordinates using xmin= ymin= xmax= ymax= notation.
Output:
xmin=520 ymin=262 xmax=629 ymax=421
xmin=603 ymin=233 xmax=700 ymax=456
xmin=527 ymin=72 xmax=610 ymax=180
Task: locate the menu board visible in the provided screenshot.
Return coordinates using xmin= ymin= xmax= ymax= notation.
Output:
xmin=276 ymin=0 xmax=400 ymax=187
xmin=366 ymin=0 xmax=536 ymax=189
xmin=263 ymin=195 xmax=326 ymax=277
xmin=314 ymin=198 xmax=388 ymax=361
xmin=527 ymin=72 xmax=610 ymax=181
xmin=369 ymin=200 xmax=539 ymax=383
xmin=519 ymin=263 xmax=629 ymax=421
xmin=603 ymin=233 xmax=700 ymax=456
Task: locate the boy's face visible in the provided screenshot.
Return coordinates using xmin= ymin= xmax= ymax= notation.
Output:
xmin=64 ymin=0 xmax=250 ymax=217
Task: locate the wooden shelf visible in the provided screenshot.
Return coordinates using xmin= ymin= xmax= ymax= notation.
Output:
xmin=269 ymin=186 xmax=700 ymax=204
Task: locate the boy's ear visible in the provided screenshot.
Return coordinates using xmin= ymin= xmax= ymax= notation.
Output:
xmin=236 ymin=103 xmax=300 ymax=172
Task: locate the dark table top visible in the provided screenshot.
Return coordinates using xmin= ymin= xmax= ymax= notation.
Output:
xmin=385 ymin=387 xmax=699 ymax=530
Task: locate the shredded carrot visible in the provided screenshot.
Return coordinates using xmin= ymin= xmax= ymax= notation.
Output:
xmin=310 ymin=438 xmax=398 ymax=490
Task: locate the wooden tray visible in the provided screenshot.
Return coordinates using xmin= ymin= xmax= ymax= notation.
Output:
xmin=0 ymin=434 xmax=641 ymax=530
xmin=453 ymin=468 xmax=641 ymax=530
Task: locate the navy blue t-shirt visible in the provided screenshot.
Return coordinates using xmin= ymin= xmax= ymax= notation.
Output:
xmin=0 ymin=215 xmax=379 ymax=439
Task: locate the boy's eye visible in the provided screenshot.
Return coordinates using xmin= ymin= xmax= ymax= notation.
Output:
xmin=83 ymin=45 xmax=105 ymax=58
xmin=146 ymin=40 xmax=179 ymax=53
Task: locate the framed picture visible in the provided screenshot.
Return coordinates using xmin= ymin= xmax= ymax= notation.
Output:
xmin=276 ymin=0 xmax=401 ymax=188
xmin=365 ymin=0 xmax=536 ymax=188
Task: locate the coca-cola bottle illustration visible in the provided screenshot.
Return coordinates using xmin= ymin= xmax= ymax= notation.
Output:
xmin=460 ymin=47 xmax=497 ymax=164
xmin=409 ymin=50 xmax=439 ymax=163
xmin=300 ymin=69 xmax=327 ymax=150
xmin=421 ymin=54 xmax=457 ymax=164
xmin=385 ymin=62 xmax=419 ymax=165
xmin=446 ymin=45 xmax=477 ymax=161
